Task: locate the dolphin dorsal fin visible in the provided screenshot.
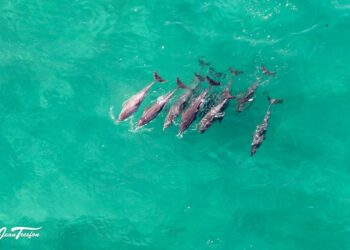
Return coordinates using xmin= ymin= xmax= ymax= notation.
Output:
xmin=206 ymin=76 xmax=220 ymax=86
xmin=176 ymin=77 xmax=191 ymax=90
xmin=153 ymin=72 xmax=166 ymax=82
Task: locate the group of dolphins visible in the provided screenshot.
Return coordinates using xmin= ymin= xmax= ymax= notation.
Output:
xmin=111 ymin=59 xmax=283 ymax=156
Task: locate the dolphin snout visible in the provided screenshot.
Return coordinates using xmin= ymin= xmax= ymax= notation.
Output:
xmin=118 ymin=113 xmax=126 ymax=121
xmin=136 ymin=119 xmax=144 ymax=127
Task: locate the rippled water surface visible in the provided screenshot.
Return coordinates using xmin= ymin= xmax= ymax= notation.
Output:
xmin=1 ymin=0 xmax=350 ymax=249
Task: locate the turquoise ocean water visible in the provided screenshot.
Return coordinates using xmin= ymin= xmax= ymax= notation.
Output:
xmin=1 ymin=0 xmax=350 ymax=249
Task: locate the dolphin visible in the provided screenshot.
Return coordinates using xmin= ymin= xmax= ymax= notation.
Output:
xmin=198 ymin=91 xmax=221 ymax=118
xmin=117 ymin=72 xmax=166 ymax=122
xmin=137 ymin=78 xmax=189 ymax=127
xmin=163 ymin=73 xmax=206 ymax=130
xmin=216 ymin=85 xmax=233 ymax=122
xmin=178 ymin=76 xmax=220 ymax=135
xmin=236 ymin=80 xmax=259 ymax=112
xmin=198 ymin=88 xmax=235 ymax=133
xmin=195 ymin=74 xmax=222 ymax=118
xmin=250 ymin=96 xmax=283 ymax=156
xmin=261 ymin=65 xmax=276 ymax=77
xmin=197 ymin=70 xmax=231 ymax=118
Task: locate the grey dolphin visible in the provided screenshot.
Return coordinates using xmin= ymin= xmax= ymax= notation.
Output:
xmin=201 ymin=66 xmax=243 ymax=119
xmin=117 ymin=72 xmax=166 ymax=121
xmin=178 ymin=76 xmax=220 ymax=135
xmin=163 ymin=73 xmax=205 ymax=130
xmin=236 ymin=80 xmax=259 ymax=112
xmin=198 ymin=91 xmax=221 ymax=118
xmin=251 ymin=96 xmax=283 ymax=156
xmin=198 ymin=88 xmax=235 ymax=133
xmin=136 ymin=78 xmax=189 ymax=127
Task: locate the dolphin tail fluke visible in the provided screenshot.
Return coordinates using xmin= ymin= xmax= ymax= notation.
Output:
xmin=153 ymin=72 xmax=166 ymax=83
xmin=261 ymin=65 xmax=276 ymax=77
xmin=206 ymin=76 xmax=221 ymax=86
xmin=194 ymin=72 xmax=206 ymax=82
xmin=251 ymin=147 xmax=257 ymax=157
xmin=176 ymin=77 xmax=191 ymax=90
xmin=267 ymin=96 xmax=283 ymax=105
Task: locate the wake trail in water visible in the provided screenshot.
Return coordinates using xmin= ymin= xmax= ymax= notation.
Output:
xmin=109 ymin=106 xmax=120 ymax=125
